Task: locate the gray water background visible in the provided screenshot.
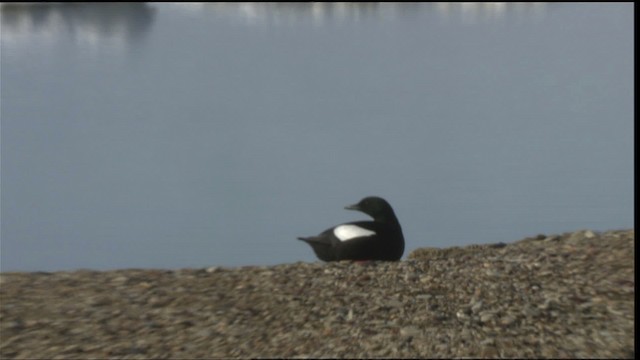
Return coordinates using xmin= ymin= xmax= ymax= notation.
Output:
xmin=0 ymin=3 xmax=634 ymax=272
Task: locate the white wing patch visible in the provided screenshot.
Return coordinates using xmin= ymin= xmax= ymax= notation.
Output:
xmin=333 ymin=225 xmax=376 ymax=242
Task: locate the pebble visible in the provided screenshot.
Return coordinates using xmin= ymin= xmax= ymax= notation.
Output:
xmin=471 ymin=300 xmax=483 ymax=314
xmin=479 ymin=311 xmax=494 ymax=324
xmin=500 ymin=315 xmax=517 ymax=327
xmin=400 ymin=326 xmax=422 ymax=338
xmin=480 ymin=338 xmax=496 ymax=346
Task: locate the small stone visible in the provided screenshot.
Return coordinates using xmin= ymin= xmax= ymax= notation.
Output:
xmin=385 ymin=299 xmax=403 ymax=308
xmin=456 ymin=310 xmax=470 ymax=321
xmin=434 ymin=312 xmax=448 ymax=321
xmin=346 ymin=309 xmax=354 ymax=321
xmin=539 ymin=297 xmax=560 ymax=310
xmin=87 ymin=296 xmax=111 ymax=307
xmin=523 ymin=306 xmax=541 ymax=318
xmin=111 ymin=276 xmax=128 ymax=284
xmin=500 ymin=315 xmax=517 ymax=326
xmin=400 ymin=326 xmax=422 ymax=338
xmin=404 ymin=273 xmax=418 ymax=282
xmin=471 ymin=301 xmax=483 ymax=314
xmin=8 ymin=320 xmax=24 ymax=330
xmin=485 ymin=270 xmax=500 ymax=277
xmin=577 ymin=302 xmax=595 ymax=312
xmin=480 ymin=338 xmax=495 ymax=346
xmin=435 ymin=344 xmax=449 ymax=353
xmin=479 ymin=312 xmax=494 ymax=324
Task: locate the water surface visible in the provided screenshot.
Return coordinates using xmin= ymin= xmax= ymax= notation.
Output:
xmin=1 ymin=3 xmax=634 ymax=271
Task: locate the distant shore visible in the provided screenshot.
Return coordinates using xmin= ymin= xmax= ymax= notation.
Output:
xmin=0 ymin=229 xmax=634 ymax=358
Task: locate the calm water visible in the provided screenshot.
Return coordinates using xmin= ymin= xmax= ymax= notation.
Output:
xmin=1 ymin=3 xmax=634 ymax=272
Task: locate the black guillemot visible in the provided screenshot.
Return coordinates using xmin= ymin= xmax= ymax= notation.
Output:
xmin=297 ymin=196 xmax=405 ymax=261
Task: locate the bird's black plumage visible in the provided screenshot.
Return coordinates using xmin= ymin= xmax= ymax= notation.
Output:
xmin=297 ymin=196 xmax=404 ymax=261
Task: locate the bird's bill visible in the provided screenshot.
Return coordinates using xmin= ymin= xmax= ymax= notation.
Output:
xmin=344 ymin=203 xmax=360 ymax=211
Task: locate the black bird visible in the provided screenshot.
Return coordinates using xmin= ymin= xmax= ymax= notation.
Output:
xmin=297 ymin=196 xmax=404 ymax=261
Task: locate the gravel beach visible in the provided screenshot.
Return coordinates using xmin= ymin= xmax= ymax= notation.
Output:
xmin=0 ymin=229 xmax=634 ymax=359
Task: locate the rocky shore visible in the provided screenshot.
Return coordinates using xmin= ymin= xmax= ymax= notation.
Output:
xmin=0 ymin=229 xmax=634 ymax=358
